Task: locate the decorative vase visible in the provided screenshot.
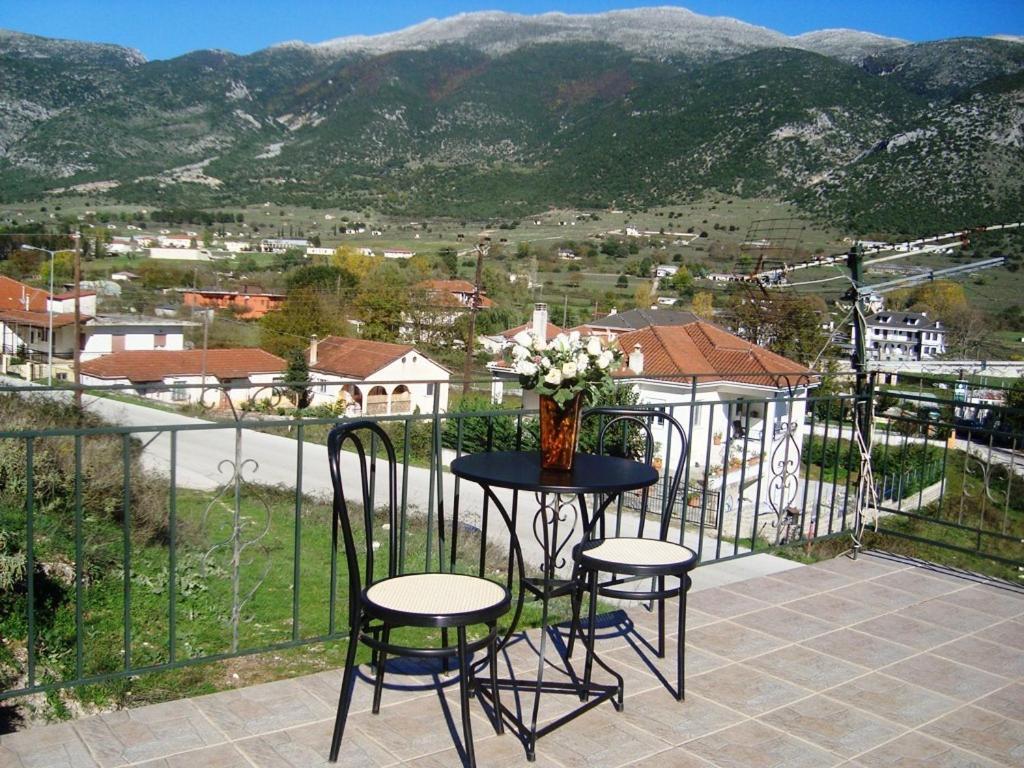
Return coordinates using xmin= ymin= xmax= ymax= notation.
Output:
xmin=539 ymin=392 xmax=583 ymax=471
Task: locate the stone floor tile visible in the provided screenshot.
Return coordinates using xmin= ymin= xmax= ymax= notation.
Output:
xmin=0 ymin=721 xmax=98 ymax=768
xmin=885 ymin=654 xmax=1008 ymax=701
xmin=718 ymin=574 xmax=820 ymax=605
xmin=533 ymin=704 xmax=672 ymax=768
xmin=784 ymin=593 xmax=883 ymax=627
xmin=624 ymin=745 xmax=715 ymax=767
xmin=617 ymin=689 xmax=744 ymax=746
xmin=931 ymin=636 xmax=1024 ymax=678
xmin=128 ymin=743 xmax=251 ymax=768
xmin=800 ymin=628 xmax=915 ymax=669
xmin=973 ymin=682 xmax=1024 ymax=722
xmin=628 ymin=604 xmax=720 ymax=633
xmin=345 ymin=694 xmax=493 ymax=763
xmin=400 ymin=732 xmax=562 ymax=767
xmin=686 ymin=588 xmax=769 ymax=619
xmin=823 ymin=672 xmax=960 ymax=727
xmin=687 ymin=620 xmax=788 ymax=662
xmin=758 ymin=694 xmax=902 ymax=757
xmin=975 ymin=619 xmax=1024 ymax=651
xmin=684 ymin=719 xmax=843 ymax=768
xmin=921 ymin=705 xmax=1024 ymax=766
xmin=829 ymin=581 xmax=922 ymax=615
xmin=73 ymin=701 xmax=226 ymax=768
xmin=869 ymin=570 xmax=964 ymax=599
xmin=937 ymin=586 xmax=1024 ymax=619
xmin=687 ymin=664 xmax=808 ymax=717
xmin=765 ymin=564 xmax=858 ymax=593
xmin=813 ymin=554 xmax=907 ymax=580
xmin=850 ymin=613 xmax=959 ymax=651
xmin=235 ymin=718 xmax=398 ymax=768
xmin=192 ymin=676 xmax=334 ymax=740
xmin=750 ymin=645 xmax=865 ymax=692
xmin=605 ymin=638 xmax=731 ymax=687
xmin=896 ymin=599 xmax=1001 ymax=635
xmin=300 ymin=667 xmax=435 ymax=712
xmin=731 ymin=606 xmax=836 ymax=643
xmin=850 ymin=730 xmax=1003 ymax=768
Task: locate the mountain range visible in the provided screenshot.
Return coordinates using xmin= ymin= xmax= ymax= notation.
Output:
xmin=1 ymin=7 xmax=1023 ymax=235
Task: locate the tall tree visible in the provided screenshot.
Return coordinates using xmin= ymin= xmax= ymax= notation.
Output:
xmin=259 ymin=287 xmax=345 ymax=358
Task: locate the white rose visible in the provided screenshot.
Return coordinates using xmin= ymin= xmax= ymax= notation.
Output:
xmin=586 ymin=336 xmax=602 ymax=356
xmin=539 ymin=356 xmax=551 ymax=369
xmin=552 ymin=334 xmax=570 ymax=353
xmin=515 ymin=360 xmax=538 ymax=377
xmin=533 ymin=337 xmax=548 ymax=351
xmin=513 ymin=331 xmax=533 ymax=348
xmin=544 ymin=368 xmax=563 ymax=386
xmin=511 ymin=344 xmax=528 ymax=360
xmin=597 ymin=350 xmax=613 ymax=369
xmin=568 ymin=330 xmax=581 ymax=346
xmin=561 ymin=361 xmax=577 ymax=378
xmin=575 ymin=353 xmax=589 ymax=372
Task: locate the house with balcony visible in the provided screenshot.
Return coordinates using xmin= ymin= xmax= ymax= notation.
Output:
xmin=859 ymin=310 xmax=946 ymax=361
xmin=79 ymin=348 xmax=286 ymax=408
xmin=305 ymin=335 xmax=450 ymax=415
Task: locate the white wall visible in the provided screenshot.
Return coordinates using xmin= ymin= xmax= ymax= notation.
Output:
xmin=307 ymin=353 xmax=450 ymax=415
xmin=80 ymin=326 xmax=185 ymax=361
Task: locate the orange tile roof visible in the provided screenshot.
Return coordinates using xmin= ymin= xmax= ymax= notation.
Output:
xmin=309 ymin=336 xmax=416 ymax=378
xmin=0 ymin=275 xmax=49 ymax=312
xmin=614 ymin=323 xmax=815 ymax=388
xmin=0 ymin=309 xmax=77 ymax=328
xmin=81 ymin=349 xmax=286 ymax=383
xmin=420 ymin=279 xmax=477 ymax=293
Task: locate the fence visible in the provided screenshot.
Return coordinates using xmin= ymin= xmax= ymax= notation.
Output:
xmin=0 ymin=374 xmax=1020 ymax=701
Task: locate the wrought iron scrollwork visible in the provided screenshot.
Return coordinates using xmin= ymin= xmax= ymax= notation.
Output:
xmin=532 ymin=492 xmax=579 ymax=574
xmin=767 ymin=421 xmax=802 ymax=545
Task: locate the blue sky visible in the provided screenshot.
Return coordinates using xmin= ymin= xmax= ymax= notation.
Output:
xmin=3 ymin=1 xmax=1023 ymax=60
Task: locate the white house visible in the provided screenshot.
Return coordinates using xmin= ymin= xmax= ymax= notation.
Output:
xmin=305 ymin=336 xmax=450 ymax=415
xmin=80 ymin=348 xmax=286 ymax=408
xmin=859 ymin=311 xmax=946 ymax=361
xmin=383 ymin=248 xmax=415 ymax=260
xmin=222 ymin=241 xmax=253 ymax=253
xmin=260 ymin=238 xmax=310 ymax=253
xmin=79 ymin=315 xmax=192 ymax=361
xmin=157 ymin=233 xmax=194 ymax=248
xmin=654 ymin=265 xmax=679 ymax=278
xmin=148 ymin=247 xmax=212 ymax=261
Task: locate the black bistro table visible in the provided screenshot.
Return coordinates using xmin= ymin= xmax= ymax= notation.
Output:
xmin=450 ymin=450 xmax=658 ymax=761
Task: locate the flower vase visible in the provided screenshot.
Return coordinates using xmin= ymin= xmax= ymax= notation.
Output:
xmin=539 ymin=393 xmax=583 ymax=471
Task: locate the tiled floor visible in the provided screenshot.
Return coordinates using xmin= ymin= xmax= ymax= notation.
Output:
xmin=2 ymin=551 xmax=1023 ymax=768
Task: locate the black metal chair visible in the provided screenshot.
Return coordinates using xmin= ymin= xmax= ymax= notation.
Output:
xmin=568 ymin=406 xmax=698 ymax=700
xmin=327 ymin=421 xmax=511 ymax=766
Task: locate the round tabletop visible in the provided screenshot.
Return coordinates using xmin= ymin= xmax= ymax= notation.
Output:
xmin=450 ymin=451 xmax=658 ymax=494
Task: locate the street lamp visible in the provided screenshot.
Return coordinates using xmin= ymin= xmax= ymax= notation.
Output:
xmin=20 ymin=244 xmax=74 ymax=384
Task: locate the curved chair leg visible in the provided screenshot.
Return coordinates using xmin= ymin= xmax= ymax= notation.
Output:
xmin=657 ymin=576 xmax=666 ymax=658
xmin=566 ymin=563 xmax=587 ymax=658
xmin=441 ymin=627 xmax=451 ymax=674
xmin=372 ymin=626 xmax=390 ymax=714
xmin=676 ymin=582 xmax=688 ymax=701
xmin=456 ymin=626 xmax=477 ymax=768
xmin=329 ymin=626 xmax=361 ymax=763
xmin=582 ymin=569 xmax=600 ymax=702
xmin=488 ymin=624 xmax=504 ymax=735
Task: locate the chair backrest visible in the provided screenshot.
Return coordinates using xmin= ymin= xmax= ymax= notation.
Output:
xmin=327 ymin=420 xmax=401 ymax=612
xmin=582 ymin=406 xmax=689 ymax=540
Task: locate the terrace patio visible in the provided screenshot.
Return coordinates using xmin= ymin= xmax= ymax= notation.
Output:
xmin=3 ymin=550 xmax=1022 ymax=768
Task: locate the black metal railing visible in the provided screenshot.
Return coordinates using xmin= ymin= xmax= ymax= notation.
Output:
xmin=0 ymin=373 xmax=1020 ymax=701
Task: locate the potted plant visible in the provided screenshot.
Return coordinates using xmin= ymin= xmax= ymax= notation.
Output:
xmin=510 ymin=330 xmax=621 ymax=470
xmin=712 ymin=431 xmax=723 ymax=446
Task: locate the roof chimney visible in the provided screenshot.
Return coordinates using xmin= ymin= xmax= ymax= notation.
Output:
xmin=310 ymin=334 xmax=319 ymax=366
xmin=532 ymin=303 xmax=549 ymax=344
xmin=628 ymin=343 xmax=644 ymax=375
xmin=609 ymin=307 xmax=617 ymax=316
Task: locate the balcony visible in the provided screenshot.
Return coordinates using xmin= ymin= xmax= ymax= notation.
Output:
xmin=0 ymin=378 xmax=1021 ymax=766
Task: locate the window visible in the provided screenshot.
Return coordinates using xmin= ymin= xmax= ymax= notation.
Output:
xmin=171 ymin=380 xmax=188 ymax=402
xmin=426 ymin=382 xmax=435 ymax=396
xmin=154 ymin=333 xmax=167 ymax=348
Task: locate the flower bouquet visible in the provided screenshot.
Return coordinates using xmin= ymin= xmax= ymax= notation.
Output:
xmin=510 ymin=330 xmax=621 ymax=470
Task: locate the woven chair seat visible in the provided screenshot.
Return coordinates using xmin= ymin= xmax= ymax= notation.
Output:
xmin=364 ymin=573 xmax=509 ymax=619
xmin=579 ymin=537 xmax=698 ymax=571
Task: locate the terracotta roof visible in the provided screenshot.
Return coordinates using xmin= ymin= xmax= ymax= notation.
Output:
xmin=0 ymin=309 xmax=77 ymax=328
xmin=419 ymin=279 xmax=477 ymax=294
xmin=499 ymin=321 xmax=564 ymax=340
xmin=0 ymin=275 xmax=49 ymax=312
xmin=80 ymin=349 xmax=286 ymax=383
xmin=309 ymin=336 xmax=416 ymax=378
xmin=614 ymin=323 xmax=815 ymax=388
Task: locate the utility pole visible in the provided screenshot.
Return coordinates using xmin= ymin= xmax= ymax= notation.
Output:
xmin=462 ymin=240 xmax=488 ymax=395
xmin=200 ymin=311 xmax=210 ymax=406
xmin=73 ymin=233 xmax=82 ymax=411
